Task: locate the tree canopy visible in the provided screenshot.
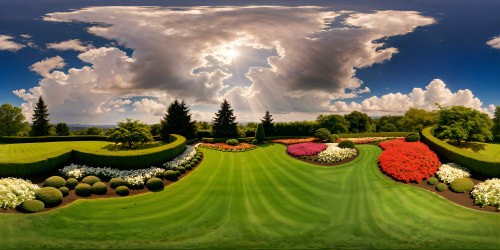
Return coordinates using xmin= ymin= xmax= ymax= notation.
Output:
xmin=109 ymin=118 xmax=153 ymax=148
xmin=160 ymin=100 xmax=196 ymax=141
xmin=376 ymin=116 xmax=403 ymax=132
xmin=492 ymin=106 xmax=500 ymax=142
xmin=212 ymin=99 xmax=238 ymax=138
xmin=255 ymin=123 xmax=265 ymax=143
xmin=344 ymin=111 xmax=371 ymax=133
xmin=0 ymin=104 xmax=29 ymax=136
xmin=398 ymin=108 xmax=436 ymax=132
xmin=316 ymin=114 xmax=349 ymax=134
xmin=30 ymin=96 xmax=51 ymax=136
xmin=434 ymin=105 xmax=493 ymax=144
xmin=55 ymin=123 xmax=70 ymax=136
xmin=261 ymin=111 xmax=275 ymax=136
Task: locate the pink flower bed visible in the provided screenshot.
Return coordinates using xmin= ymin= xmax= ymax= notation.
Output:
xmin=287 ymin=143 xmax=327 ymax=157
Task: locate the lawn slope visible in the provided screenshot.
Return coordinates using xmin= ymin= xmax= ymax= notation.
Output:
xmin=0 ymin=144 xmax=498 ymax=249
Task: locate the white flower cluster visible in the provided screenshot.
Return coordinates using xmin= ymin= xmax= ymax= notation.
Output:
xmin=60 ymin=164 xmax=165 ymax=187
xmin=471 ymin=178 xmax=500 ymax=208
xmin=436 ymin=163 xmax=470 ymax=184
xmin=317 ymin=143 xmax=357 ymax=163
xmin=163 ymin=144 xmax=198 ymax=170
xmin=0 ymin=177 xmax=40 ymax=209
xmin=340 ymin=137 xmax=401 ymax=144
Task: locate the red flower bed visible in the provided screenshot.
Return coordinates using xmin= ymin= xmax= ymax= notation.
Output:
xmin=287 ymin=143 xmax=327 ymax=157
xmin=378 ymin=138 xmax=440 ymax=183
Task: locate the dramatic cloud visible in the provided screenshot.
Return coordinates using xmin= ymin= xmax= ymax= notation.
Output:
xmin=29 ymin=56 xmax=66 ymax=77
xmin=20 ymin=34 xmax=32 ymax=39
xmin=0 ymin=35 xmax=25 ymax=51
xmin=47 ymin=39 xmax=93 ymax=51
xmin=329 ymin=79 xmax=493 ymax=116
xmin=16 ymin=6 xmax=440 ymax=123
xmin=487 ymin=36 xmax=500 ymax=49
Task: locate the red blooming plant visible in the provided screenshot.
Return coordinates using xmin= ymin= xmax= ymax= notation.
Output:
xmin=378 ymin=138 xmax=440 ymax=183
xmin=286 ymin=143 xmax=327 ymax=157
xmin=272 ymin=138 xmax=318 ymax=145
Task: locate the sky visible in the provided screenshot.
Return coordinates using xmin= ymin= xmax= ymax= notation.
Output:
xmin=0 ymin=0 xmax=499 ymax=125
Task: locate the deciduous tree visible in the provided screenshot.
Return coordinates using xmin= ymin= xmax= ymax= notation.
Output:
xmin=55 ymin=123 xmax=70 ymax=136
xmin=316 ymin=114 xmax=349 ymax=134
xmin=109 ymin=118 xmax=153 ymax=148
xmin=434 ymin=106 xmax=493 ymax=145
xmin=344 ymin=111 xmax=371 ymax=133
xmin=0 ymin=104 xmax=29 ymax=136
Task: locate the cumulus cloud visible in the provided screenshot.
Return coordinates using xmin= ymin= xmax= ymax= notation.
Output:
xmin=133 ymin=98 xmax=166 ymax=116
xmin=487 ymin=36 xmax=500 ymax=49
xmin=0 ymin=35 xmax=25 ymax=51
xmin=47 ymin=39 xmax=93 ymax=51
xmin=329 ymin=79 xmax=494 ymax=116
xmin=29 ymin=56 xmax=66 ymax=77
xmin=20 ymin=34 xmax=32 ymax=39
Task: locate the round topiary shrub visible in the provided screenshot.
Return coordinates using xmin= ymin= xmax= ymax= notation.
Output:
xmin=185 ymin=165 xmax=193 ymax=170
xmin=175 ymin=170 xmax=182 ymax=176
xmin=164 ymin=170 xmax=178 ymax=181
xmin=436 ymin=183 xmax=447 ymax=192
xmin=329 ymin=134 xmax=339 ymax=143
xmin=314 ymin=128 xmax=331 ymax=141
xmin=177 ymin=166 xmax=186 ymax=174
xmin=75 ymin=183 xmax=92 ymax=197
xmin=109 ymin=177 xmax=126 ymax=189
xmin=338 ymin=140 xmax=355 ymax=149
xmin=43 ymin=176 xmax=66 ymax=188
xmin=66 ymin=178 xmax=78 ymax=190
xmin=59 ymin=186 xmax=69 ymax=197
xmin=226 ymin=139 xmax=239 ymax=146
xmin=115 ymin=186 xmax=129 ymax=196
xmin=20 ymin=199 xmax=45 ymax=213
xmin=251 ymin=138 xmax=258 ymax=145
xmin=82 ymin=175 xmax=101 ymax=185
xmin=427 ymin=177 xmax=438 ymax=186
xmin=146 ymin=177 xmax=164 ymax=191
xmin=91 ymin=182 xmax=107 ymax=195
xmin=35 ymin=187 xmax=63 ymax=207
xmin=450 ymin=177 xmax=474 ymax=193
xmin=192 ymin=159 xmax=199 ymax=164
xmin=406 ymin=133 xmax=420 ymax=142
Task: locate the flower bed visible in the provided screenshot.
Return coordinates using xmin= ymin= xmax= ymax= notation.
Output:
xmin=287 ymin=143 xmax=327 ymax=157
xmin=0 ymin=178 xmax=40 ymax=209
xmin=272 ymin=138 xmax=318 ymax=145
xmin=317 ymin=143 xmax=357 ymax=163
xmin=163 ymin=144 xmax=198 ymax=169
xmin=199 ymin=142 xmax=255 ymax=152
xmin=436 ymin=163 xmax=471 ymax=184
xmin=339 ymin=137 xmax=401 ymax=144
xmin=378 ymin=138 xmax=440 ymax=183
xmin=471 ymin=178 xmax=500 ymax=208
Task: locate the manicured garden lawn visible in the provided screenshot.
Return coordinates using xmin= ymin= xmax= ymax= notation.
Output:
xmin=0 ymin=144 xmax=498 ymax=249
xmin=447 ymin=140 xmax=500 ymax=160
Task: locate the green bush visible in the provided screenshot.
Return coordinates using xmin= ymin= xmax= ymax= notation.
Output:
xmin=177 ymin=166 xmax=186 ymax=174
xmin=255 ymin=123 xmax=265 ymax=143
xmin=406 ymin=133 xmax=420 ymax=142
xmin=35 ymin=187 xmax=63 ymax=207
xmin=91 ymin=182 xmax=108 ymax=195
xmin=109 ymin=177 xmax=126 ymax=189
xmin=427 ymin=177 xmax=438 ymax=186
xmin=146 ymin=177 xmax=164 ymax=191
xmin=339 ymin=140 xmax=355 ymax=149
xmin=115 ymin=186 xmax=129 ymax=196
xmin=184 ymin=165 xmax=193 ymax=170
xmin=314 ymin=128 xmax=331 ymax=141
xmin=82 ymin=176 xmax=101 ymax=185
xmin=43 ymin=176 xmax=66 ymax=188
xmin=436 ymin=183 xmax=447 ymax=192
xmin=20 ymin=200 xmax=45 ymax=213
xmin=75 ymin=183 xmax=92 ymax=197
xmin=329 ymin=134 xmax=339 ymax=143
xmin=164 ymin=170 xmax=178 ymax=181
xmin=66 ymin=178 xmax=78 ymax=190
xmin=226 ymin=139 xmax=239 ymax=146
xmin=251 ymin=138 xmax=258 ymax=145
xmin=450 ymin=177 xmax=474 ymax=193
xmin=59 ymin=186 xmax=69 ymax=197
xmin=337 ymin=132 xmax=412 ymax=138
xmin=421 ymin=127 xmax=500 ymax=177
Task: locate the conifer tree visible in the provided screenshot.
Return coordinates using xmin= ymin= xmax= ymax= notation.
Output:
xmin=255 ymin=123 xmax=265 ymax=143
xmin=261 ymin=110 xmax=275 ymax=136
xmin=31 ymin=96 xmax=50 ymax=136
xmin=160 ymin=100 xmax=196 ymax=141
xmin=212 ymin=99 xmax=238 ymax=138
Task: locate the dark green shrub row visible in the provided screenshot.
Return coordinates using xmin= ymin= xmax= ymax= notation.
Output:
xmin=201 ymin=137 xmax=254 ymax=143
xmin=406 ymin=133 xmax=420 ymax=142
xmin=421 ymin=127 xmax=500 ymax=177
xmin=337 ymin=132 xmax=412 ymax=138
xmin=0 ymin=135 xmax=108 ymax=144
xmin=73 ymin=134 xmax=186 ymax=170
xmin=0 ymin=150 xmax=72 ymax=177
xmin=186 ymin=138 xmax=199 ymax=145
xmin=226 ymin=139 xmax=239 ymax=146
xmin=274 ymin=121 xmax=318 ymax=136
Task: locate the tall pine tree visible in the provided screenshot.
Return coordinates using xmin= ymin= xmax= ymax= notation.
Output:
xmin=212 ymin=99 xmax=238 ymax=138
xmin=261 ymin=110 xmax=275 ymax=136
xmin=493 ymin=106 xmax=500 ymax=141
xmin=160 ymin=100 xmax=196 ymax=141
xmin=31 ymin=96 xmax=51 ymax=136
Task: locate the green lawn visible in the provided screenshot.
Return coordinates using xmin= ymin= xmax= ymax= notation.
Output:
xmin=0 ymin=144 xmax=498 ymax=249
xmin=447 ymin=140 xmax=500 ymax=160
xmin=0 ymin=141 xmax=167 ymax=163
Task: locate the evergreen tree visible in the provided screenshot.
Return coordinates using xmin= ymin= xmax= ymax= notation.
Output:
xmin=492 ymin=106 xmax=500 ymax=141
xmin=55 ymin=123 xmax=70 ymax=136
xmin=160 ymin=100 xmax=196 ymax=141
xmin=255 ymin=123 xmax=265 ymax=143
xmin=31 ymin=96 xmax=51 ymax=136
xmin=212 ymin=99 xmax=238 ymax=138
xmin=261 ymin=110 xmax=275 ymax=136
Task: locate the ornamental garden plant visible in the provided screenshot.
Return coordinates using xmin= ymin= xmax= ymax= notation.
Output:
xmin=287 ymin=143 xmax=327 ymax=157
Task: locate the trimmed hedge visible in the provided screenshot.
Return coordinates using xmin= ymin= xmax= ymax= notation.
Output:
xmin=35 ymin=187 xmax=63 ymax=207
xmin=73 ymin=134 xmax=186 ymax=170
xmin=164 ymin=170 xmax=178 ymax=181
xmin=43 ymin=176 xmax=66 ymax=188
xmin=0 ymin=150 xmax=71 ymax=177
xmin=338 ymin=132 xmax=412 ymax=138
xmin=109 ymin=177 xmax=126 ymax=189
xmin=66 ymin=178 xmax=78 ymax=190
xmin=75 ymin=183 xmax=92 ymax=197
xmin=20 ymin=200 xmax=45 ymax=213
xmin=450 ymin=178 xmax=474 ymax=193
xmin=115 ymin=186 xmax=129 ymax=196
xmin=91 ymin=182 xmax=108 ymax=195
xmin=201 ymin=137 xmax=254 ymax=143
xmin=436 ymin=183 xmax=447 ymax=192
xmin=146 ymin=177 xmax=164 ymax=191
xmin=226 ymin=139 xmax=239 ymax=146
xmin=0 ymin=135 xmax=108 ymax=143
xmin=421 ymin=127 xmax=500 ymax=177
xmin=427 ymin=177 xmax=438 ymax=186
xmin=339 ymin=140 xmax=355 ymax=149
xmin=406 ymin=133 xmax=420 ymax=142
xmin=59 ymin=187 xmax=70 ymax=197
xmin=82 ymin=176 xmax=101 ymax=185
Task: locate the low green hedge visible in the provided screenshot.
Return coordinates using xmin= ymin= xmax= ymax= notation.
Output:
xmin=421 ymin=127 xmax=500 ymax=177
xmin=201 ymin=137 xmax=254 ymax=143
xmin=0 ymin=135 xmax=108 ymax=143
xmin=73 ymin=134 xmax=186 ymax=170
xmin=337 ymin=132 xmax=412 ymax=138
xmin=0 ymin=150 xmax=72 ymax=177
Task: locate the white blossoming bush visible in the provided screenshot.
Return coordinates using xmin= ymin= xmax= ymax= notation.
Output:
xmin=317 ymin=143 xmax=357 ymax=163
xmin=471 ymin=178 xmax=500 ymax=208
xmin=163 ymin=144 xmax=198 ymax=170
xmin=0 ymin=178 xmax=40 ymax=209
xmin=436 ymin=163 xmax=470 ymax=184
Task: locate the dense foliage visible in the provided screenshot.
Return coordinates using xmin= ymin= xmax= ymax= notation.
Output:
xmin=20 ymin=199 xmax=44 ymax=213
xmin=212 ymin=99 xmax=238 ymax=138
xmin=31 ymin=96 xmax=51 ymax=136
xmin=43 ymin=176 xmax=66 ymax=188
xmin=146 ymin=177 xmax=164 ymax=191
xmin=255 ymin=123 xmax=265 ymax=143
xmin=91 ymin=182 xmax=108 ymax=195
xmin=55 ymin=123 xmax=70 ymax=136
xmin=427 ymin=177 xmax=438 ymax=185
xmin=435 ymin=163 xmax=470 ymax=184
xmin=436 ymin=183 xmax=447 ymax=192
xmin=405 ymin=133 xmax=420 ymax=142
xmin=450 ymin=177 xmax=474 ymax=193
xmin=314 ymin=128 xmax=331 ymax=141
xmin=434 ymin=105 xmax=493 ymax=144
xmin=399 ymin=108 xmax=436 ymax=132
xmin=226 ymin=139 xmax=239 ymax=146
xmin=493 ymin=106 xmax=500 ymax=142
xmin=274 ymin=121 xmax=317 ymax=136
xmin=261 ymin=111 xmax=275 ymax=136
xmin=345 ymin=111 xmax=371 ymax=133
xmin=160 ymin=100 xmax=196 ymax=141
xmin=378 ymin=139 xmax=440 ymax=183
xmin=75 ymin=183 xmax=92 ymax=197
xmin=0 ymin=103 xmax=29 ymax=136
xmin=316 ymin=114 xmax=349 ymax=134
xmin=82 ymin=176 xmax=101 ymax=185
xmin=287 ymin=143 xmax=327 ymax=157
xmin=115 ymin=186 xmax=129 ymax=196
xmin=35 ymin=187 xmax=63 ymax=207
xmin=338 ymin=140 xmax=355 ymax=149
xmin=109 ymin=118 xmax=154 ymax=148
xmin=271 ymin=138 xmax=317 ymax=145
xmin=376 ymin=116 xmax=403 ymax=132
